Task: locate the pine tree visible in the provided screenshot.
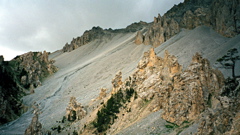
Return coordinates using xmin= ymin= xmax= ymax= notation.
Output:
xmin=217 ymin=48 xmax=240 ymax=79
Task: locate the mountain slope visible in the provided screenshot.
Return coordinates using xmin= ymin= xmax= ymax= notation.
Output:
xmin=0 ymin=31 xmax=151 ymax=134
xmin=135 ymin=0 xmax=240 ymax=47
xmin=1 ymin=25 xmax=239 ymax=134
xmin=118 ymin=26 xmax=240 ymax=135
xmin=0 ymin=0 xmax=240 ymax=134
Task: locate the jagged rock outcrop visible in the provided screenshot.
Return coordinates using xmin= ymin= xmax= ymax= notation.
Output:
xmin=63 ymin=21 xmax=150 ymax=52
xmin=135 ymin=0 xmax=240 ymax=47
xmin=161 ymin=53 xmax=224 ymax=125
xmin=142 ymin=14 xmax=180 ymax=47
xmin=63 ymin=26 xmax=105 ymax=52
xmin=0 ymin=51 xmax=57 ymax=125
xmin=111 ymin=71 xmax=123 ymax=94
xmin=125 ymin=21 xmax=150 ymax=32
xmin=86 ymin=48 xmax=226 ymax=134
xmin=24 ymin=109 xmax=42 ymax=135
xmin=14 ymin=51 xmax=58 ymax=89
xmin=134 ymin=31 xmax=144 ymax=45
xmin=132 ymin=49 xmax=224 ymax=125
xmin=98 ymin=88 xmax=107 ymax=100
xmin=66 ymin=97 xmax=86 ymax=121
xmin=196 ymin=81 xmax=240 ymax=134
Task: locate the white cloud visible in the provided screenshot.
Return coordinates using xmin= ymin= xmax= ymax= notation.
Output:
xmin=0 ymin=0 xmax=184 ymax=60
xmin=0 ymin=46 xmax=24 ymax=61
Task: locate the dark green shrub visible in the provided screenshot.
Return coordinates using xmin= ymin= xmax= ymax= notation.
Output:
xmin=165 ymin=121 xmax=179 ymax=129
xmin=125 ymin=81 xmax=130 ymax=86
xmin=62 ymin=116 xmax=66 ymax=123
xmin=68 ymin=110 xmax=76 ymax=122
xmin=165 ymin=125 xmax=174 ymax=128
xmin=126 ymin=88 xmax=134 ymax=101
xmin=57 ymin=125 xmax=61 ymax=133
xmin=73 ymin=130 xmax=78 ymax=135
xmin=94 ymin=88 xmax=136 ymax=133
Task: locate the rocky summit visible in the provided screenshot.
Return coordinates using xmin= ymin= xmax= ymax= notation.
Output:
xmin=0 ymin=0 xmax=240 ymax=135
xmin=135 ymin=0 xmax=240 ymax=47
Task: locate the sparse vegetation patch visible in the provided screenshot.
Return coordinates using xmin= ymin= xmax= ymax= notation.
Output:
xmin=93 ymin=88 xmax=136 ymax=133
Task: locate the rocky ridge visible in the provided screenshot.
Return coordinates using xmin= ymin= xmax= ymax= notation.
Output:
xmin=62 ymin=21 xmax=150 ymax=52
xmin=135 ymin=0 xmax=240 ymax=47
xmin=77 ymin=48 xmax=240 ymax=134
xmin=0 ymin=51 xmax=57 ymax=125
xmin=63 ymin=26 xmax=105 ymax=52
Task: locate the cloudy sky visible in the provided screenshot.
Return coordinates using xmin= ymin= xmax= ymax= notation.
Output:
xmin=0 ymin=0 xmax=183 ymax=60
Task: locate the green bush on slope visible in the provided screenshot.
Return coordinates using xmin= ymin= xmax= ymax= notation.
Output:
xmin=93 ymin=88 xmax=136 ymax=133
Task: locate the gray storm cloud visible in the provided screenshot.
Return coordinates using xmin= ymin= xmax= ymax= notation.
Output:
xmin=0 ymin=0 xmax=183 ymax=60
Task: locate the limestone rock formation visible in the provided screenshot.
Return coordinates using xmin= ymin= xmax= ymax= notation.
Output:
xmin=66 ymin=97 xmax=86 ymax=121
xmin=143 ymin=14 xmax=180 ymax=47
xmin=87 ymin=48 xmax=228 ymax=134
xmin=133 ymin=49 xmax=224 ymax=125
xmin=134 ymin=31 xmax=144 ymax=45
xmin=24 ymin=110 xmax=42 ymax=135
xmin=125 ymin=21 xmax=149 ymax=32
xmin=161 ymin=53 xmax=224 ymax=125
xmin=63 ymin=26 xmax=106 ymax=52
xmin=111 ymin=71 xmax=123 ymax=94
xmin=98 ymin=88 xmax=107 ymax=100
xmin=137 ymin=0 xmax=240 ymax=47
xmin=14 ymin=51 xmax=58 ymax=89
xmin=0 ymin=51 xmax=57 ymax=125
xmin=63 ymin=21 xmax=150 ymax=52
xmin=196 ymin=81 xmax=240 ymax=134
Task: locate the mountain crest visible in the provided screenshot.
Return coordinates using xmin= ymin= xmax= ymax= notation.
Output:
xmin=135 ymin=0 xmax=240 ymax=47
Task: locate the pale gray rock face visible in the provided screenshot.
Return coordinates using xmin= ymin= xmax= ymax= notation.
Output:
xmin=136 ymin=0 xmax=240 ymax=47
